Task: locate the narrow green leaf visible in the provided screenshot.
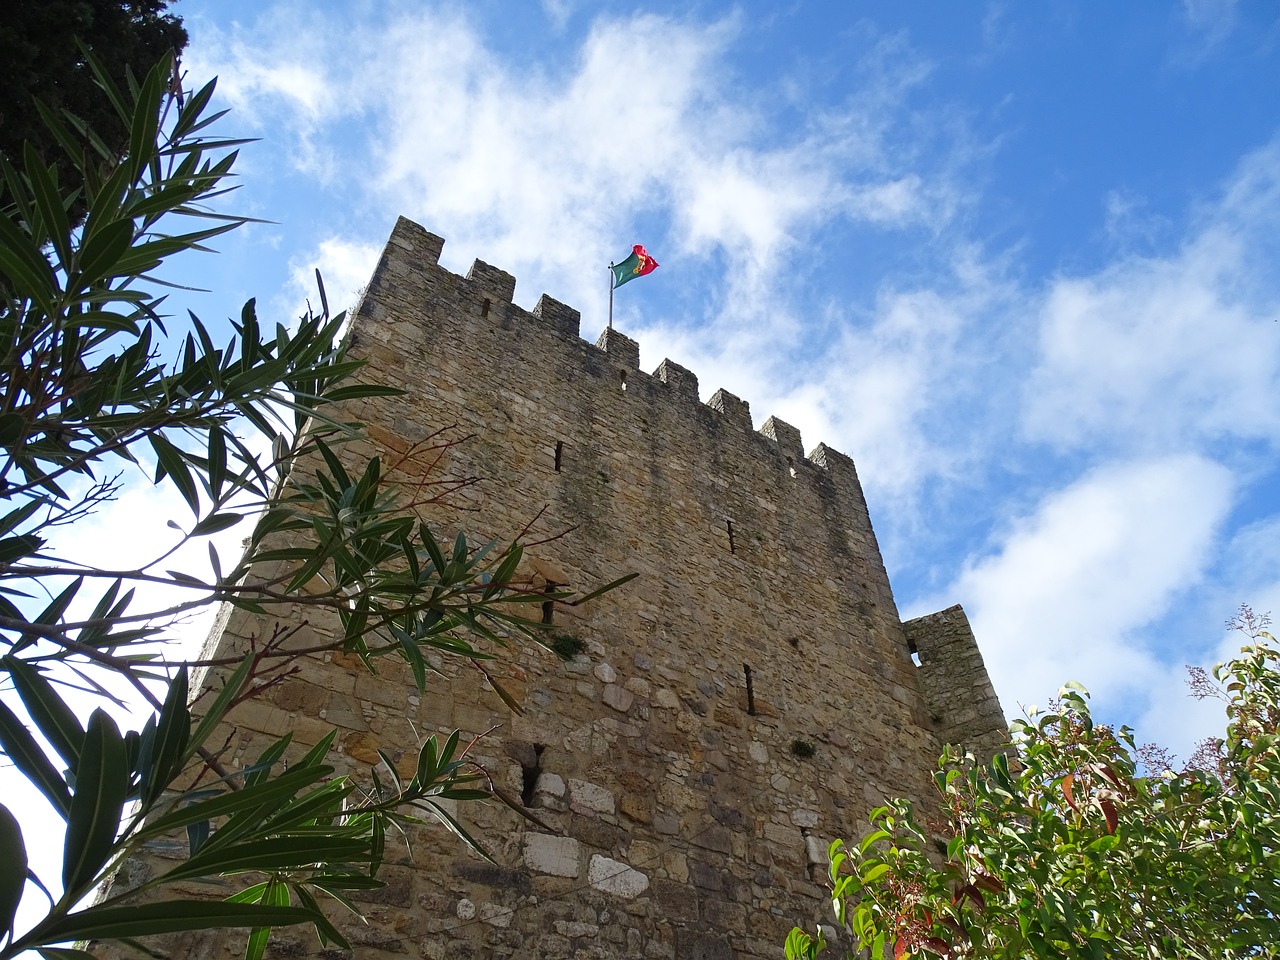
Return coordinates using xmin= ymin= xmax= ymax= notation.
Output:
xmin=5 ymin=657 xmax=84 ymax=769
xmin=0 ymin=802 xmax=27 ymax=937
xmin=163 ymin=836 xmax=370 ymax=884
xmin=245 ymin=877 xmax=288 ymax=960
xmin=139 ymin=670 xmax=190 ymax=806
xmin=207 ymin=427 xmax=228 ymax=500
xmin=482 ymin=543 xmax=522 ymax=599
xmin=315 ymin=439 xmax=351 ymax=488
xmin=149 ymin=434 xmax=200 ymax=515
xmin=396 ymin=628 xmax=428 ymax=692
xmin=125 ymin=60 xmax=164 ymax=183
xmin=187 ymin=819 xmax=210 ymax=856
xmin=74 ymin=217 xmax=135 ymax=287
xmin=141 ymin=764 xmax=330 ymax=839
xmin=321 ymin=383 xmax=402 ymax=402
xmin=0 ymin=534 xmax=43 ymax=564
xmin=23 ymin=145 xmax=72 ymax=270
xmin=420 ymin=523 xmax=446 ymax=577
xmin=36 ymin=948 xmax=99 ymax=960
xmin=0 ymin=207 xmax=60 ymax=310
xmin=0 ymin=699 xmax=71 ymax=817
xmin=417 ymin=798 xmax=493 ymax=862
xmin=292 ymin=884 xmax=351 ymax=949
xmin=239 ymin=298 xmax=260 ymax=374
xmin=483 ymin=668 xmax=524 ymax=716
xmin=568 ymin=571 xmax=639 ymax=606
xmin=62 ymin=710 xmax=128 ymax=894
xmin=30 ymin=901 xmax=318 ymax=945
xmin=0 ymin=498 xmax=45 ymax=537
xmin=186 ymin=655 xmax=255 ymax=760
xmin=35 ymin=577 xmax=82 ymax=627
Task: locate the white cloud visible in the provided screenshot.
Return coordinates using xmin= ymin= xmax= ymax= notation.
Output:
xmin=541 ymin=0 xmax=579 ymax=31
xmin=1024 ymin=141 xmax=1280 ymax=454
xmin=1181 ymin=0 xmax=1239 ymax=45
xmin=284 ymin=236 xmax=383 ymax=322
xmin=922 ymin=455 xmax=1235 ymax=721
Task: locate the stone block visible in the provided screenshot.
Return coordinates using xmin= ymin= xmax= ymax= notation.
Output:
xmin=707 ymin=388 xmax=752 ymax=429
xmin=568 ymin=778 xmax=616 ymax=814
xmin=654 ymin=358 xmax=699 ymax=399
xmin=341 ymin=731 xmax=384 ymax=766
xmin=452 ymin=862 xmax=532 ymax=894
xmin=651 ymin=879 xmax=699 ymax=922
xmin=701 ymin=897 xmax=747 ymax=933
xmin=588 ymin=855 xmax=649 ymax=898
xmin=676 ymin=933 xmax=734 ymax=960
xmin=760 ymin=415 xmax=804 ymax=464
xmin=790 ymin=809 xmax=819 ymax=828
xmin=687 ymin=859 xmax=722 ymax=892
xmin=603 ymin=684 xmax=635 ymax=713
xmin=691 ymin=826 xmax=733 ymax=855
xmin=535 ymin=771 xmax=566 ymax=800
xmin=523 ymin=833 xmax=581 ymax=878
xmin=554 ymin=920 xmax=600 ymax=938
xmin=619 ymin=790 xmax=652 ymax=824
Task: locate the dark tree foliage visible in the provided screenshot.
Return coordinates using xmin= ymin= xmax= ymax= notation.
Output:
xmin=0 ymin=1 xmax=188 ymax=223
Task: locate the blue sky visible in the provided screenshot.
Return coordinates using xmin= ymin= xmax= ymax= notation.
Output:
xmin=136 ymin=0 xmax=1280 ymax=755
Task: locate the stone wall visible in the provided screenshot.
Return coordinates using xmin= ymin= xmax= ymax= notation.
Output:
xmin=904 ymin=604 xmax=1009 ymax=762
xmin=139 ymin=217 xmax=1006 ymax=960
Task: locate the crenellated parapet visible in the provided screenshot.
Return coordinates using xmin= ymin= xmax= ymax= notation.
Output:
xmin=361 ymin=216 xmax=866 ymax=497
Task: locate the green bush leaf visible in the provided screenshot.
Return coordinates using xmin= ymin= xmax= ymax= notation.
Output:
xmin=62 ymin=710 xmax=129 ymax=894
xmin=0 ymin=802 xmax=27 ymax=938
xmin=5 ymin=657 xmax=84 ymax=769
xmin=0 ymin=699 xmax=70 ymax=818
xmin=31 ymin=901 xmax=319 ymax=945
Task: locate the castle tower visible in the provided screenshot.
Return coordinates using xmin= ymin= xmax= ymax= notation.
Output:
xmin=184 ymin=217 xmax=1006 ymax=959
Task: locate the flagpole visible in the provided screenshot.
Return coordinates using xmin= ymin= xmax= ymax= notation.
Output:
xmin=608 ymin=262 xmax=615 ymax=330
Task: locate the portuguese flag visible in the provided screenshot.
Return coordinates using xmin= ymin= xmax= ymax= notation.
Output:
xmin=611 ymin=244 xmax=659 ymax=288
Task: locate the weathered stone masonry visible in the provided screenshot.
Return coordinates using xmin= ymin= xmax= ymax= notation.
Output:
xmin=171 ymin=217 xmax=1007 ymax=960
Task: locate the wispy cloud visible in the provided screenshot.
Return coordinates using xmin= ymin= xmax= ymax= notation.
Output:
xmin=1024 ymin=139 xmax=1280 ymax=455
xmin=1180 ymin=0 xmax=1240 ymax=48
xmin=283 ymin=236 xmax=382 ymax=321
xmin=924 ymin=455 xmax=1235 ymax=722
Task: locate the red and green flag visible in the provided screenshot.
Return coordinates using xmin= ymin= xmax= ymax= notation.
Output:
xmin=610 ymin=244 xmax=659 ymax=288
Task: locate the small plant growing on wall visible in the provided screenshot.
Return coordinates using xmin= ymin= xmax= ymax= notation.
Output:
xmin=550 ymin=634 xmax=587 ymax=661
xmin=790 ymin=739 xmax=816 ymax=758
